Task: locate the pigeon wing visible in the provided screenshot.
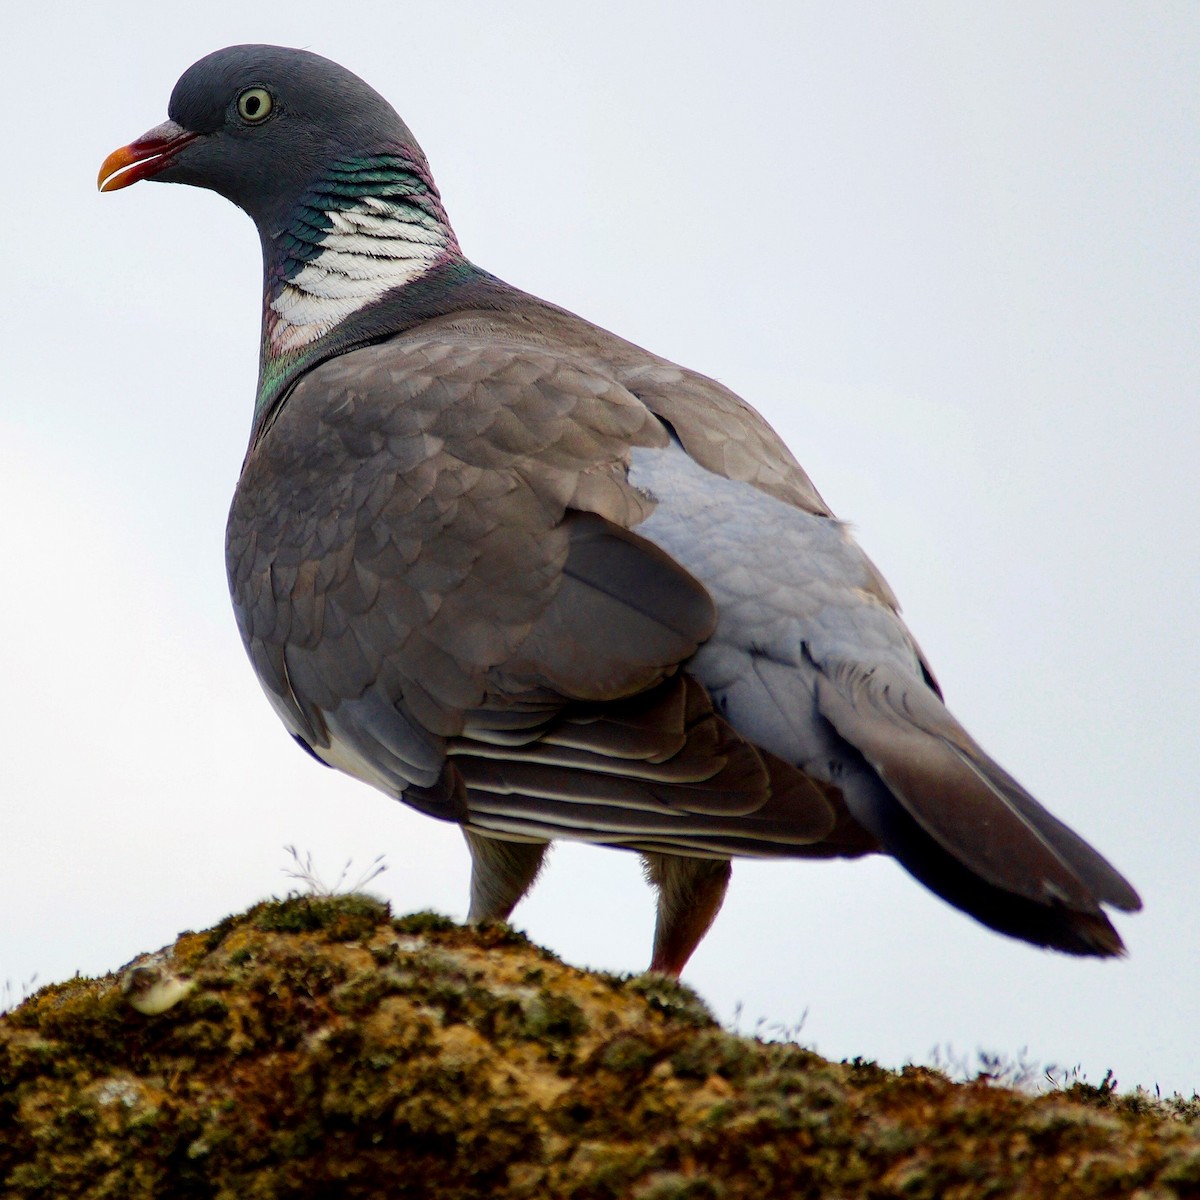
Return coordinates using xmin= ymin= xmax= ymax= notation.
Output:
xmin=226 ymin=323 xmax=840 ymax=850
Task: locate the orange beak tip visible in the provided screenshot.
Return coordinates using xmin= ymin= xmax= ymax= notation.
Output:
xmin=97 ymin=145 xmax=140 ymax=192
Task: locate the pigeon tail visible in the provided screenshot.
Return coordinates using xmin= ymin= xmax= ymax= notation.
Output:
xmin=815 ymin=660 xmax=1141 ymax=956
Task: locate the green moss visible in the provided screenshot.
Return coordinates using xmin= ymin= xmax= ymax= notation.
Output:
xmin=519 ymin=992 xmax=587 ymax=1042
xmin=252 ymin=892 xmax=389 ymax=940
xmin=390 ymin=909 xmax=458 ymax=935
xmin=598 ymin=1032 xmax=665 ymax=1076
xmin=670 ymin=1030 xmax=762 ymax=1082
xmin=623 ymin=974 xmax=716 ymax=1029
xmin=1 ymin=901 xmax=1196 ymax=1199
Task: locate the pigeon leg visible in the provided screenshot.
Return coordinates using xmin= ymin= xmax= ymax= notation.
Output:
xmin=642 ymin=853 xmax=732 ymax=976
xmin=464 ymin=829 xmax=550 ymax=923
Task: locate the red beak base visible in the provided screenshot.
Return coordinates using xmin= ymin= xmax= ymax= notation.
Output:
xmin=98 ymin=120 xmax=198 ymax=192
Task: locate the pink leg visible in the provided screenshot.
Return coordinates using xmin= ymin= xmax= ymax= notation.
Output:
xmin=642 ymin=853 xmax=732 ymax=975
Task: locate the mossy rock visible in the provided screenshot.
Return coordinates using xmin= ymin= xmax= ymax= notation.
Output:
xmin=1 ymin=895 xmax=1196 ymax=1198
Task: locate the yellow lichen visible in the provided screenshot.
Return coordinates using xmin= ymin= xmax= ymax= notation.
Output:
xmin=0 ymin=895 xmax=1195 ymax=1198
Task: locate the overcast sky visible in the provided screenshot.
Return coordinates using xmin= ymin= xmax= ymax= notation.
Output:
xmin=3 ymin=3 xmax=1197 ymax=1095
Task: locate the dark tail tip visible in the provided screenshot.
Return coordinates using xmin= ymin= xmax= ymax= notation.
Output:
xmin=873 ymin=789 xmax=1129 ymax=957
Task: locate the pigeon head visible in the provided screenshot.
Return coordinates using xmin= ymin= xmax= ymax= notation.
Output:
xmin=99 ymin=44 xmax=430 ymax=227
xmin=101 ymin=45 xmax=471 ymax=428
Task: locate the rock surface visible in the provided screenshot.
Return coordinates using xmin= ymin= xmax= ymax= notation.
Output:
xmin=1 ymin=895 xmax=1196 ymax=1198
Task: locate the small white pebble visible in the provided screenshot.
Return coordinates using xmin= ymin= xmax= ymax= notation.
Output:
xmin=95 ymin=1078 xmax=141 ymax=1108
xmin=121 ymin=954 xmax=195 ymax=1015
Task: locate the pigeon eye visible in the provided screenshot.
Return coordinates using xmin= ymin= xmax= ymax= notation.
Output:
xmin=236 ymin=87 xmax=274 ymax=123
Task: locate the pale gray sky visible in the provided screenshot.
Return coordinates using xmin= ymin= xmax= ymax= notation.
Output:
xmin=3 ymin=2 xmax=1197 ymax=1094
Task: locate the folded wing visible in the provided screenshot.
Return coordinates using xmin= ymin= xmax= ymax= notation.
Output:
xmin=626 ymin=432 xmax=1141 ymax=954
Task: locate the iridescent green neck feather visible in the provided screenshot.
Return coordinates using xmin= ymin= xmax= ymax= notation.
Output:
xmin=253 ymin=152 xmax=460 ymax=431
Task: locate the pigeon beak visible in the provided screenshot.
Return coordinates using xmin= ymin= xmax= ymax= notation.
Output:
xmin=98 ymin=120 xmax=199 ymax=192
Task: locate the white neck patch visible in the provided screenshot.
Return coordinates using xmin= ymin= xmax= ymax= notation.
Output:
xmin=267 ymin=194 xmax=451 ymax=356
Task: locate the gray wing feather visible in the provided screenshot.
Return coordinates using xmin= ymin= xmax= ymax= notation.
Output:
xmin=628 ymin=436 xmax=1140 ymax=951
xmin=226 ymin=326 xmax=840 ymax=853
